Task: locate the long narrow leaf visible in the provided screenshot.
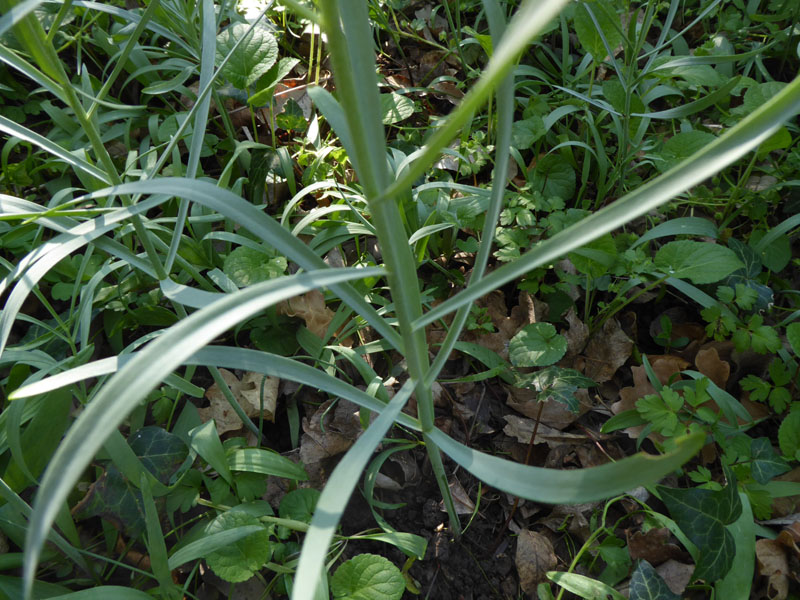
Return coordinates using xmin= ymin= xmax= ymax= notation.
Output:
xmin=428 ymin=428 xmax=704 ymax=503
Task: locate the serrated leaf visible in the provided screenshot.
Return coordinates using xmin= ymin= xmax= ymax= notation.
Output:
xmin=509 ymin=323 xmax=568 ymax=367
xmin=205 ymin=511 xmax=272 ymax=583
xmin=223 ymin=246 xmax=287 ymax=287
xmin=331 ymin=553 xmax=404 ymax=600
xmin=654 ymin=241 xmax=743 ymax=284
xmin=279 ymin=488 xmax=320 ymax=524
xmin=654 ymin=131 xmax=717 ymax=172
xmin=778 ymin=410 xmax=800 ymax=458
xmin=657 ymin=466 xmax=741 ymax=581
xmin=629 ymin=560 xmax=681 ymax=600
xmin=380 ymin=92 xmax=415 ymax=125
xmin=572 ymin=0 xmax=624 ymax=60
xmin=216 ymin=22 xmax=278 ymax=89
xmin=530 ymin=154 xmax=575 ymax=200
xmin=751 ymin=437 xmax=791 ymax=484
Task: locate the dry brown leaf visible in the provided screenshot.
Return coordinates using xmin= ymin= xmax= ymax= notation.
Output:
xmin=626 ymin=527 xmax=685 ymax=565
xmin=200 ymin=368 xmax=279 ymax=434
xmin=655 ymin=560 xmax=694 ymax=596
xmin=502 ymin=414 xmax=590 ymax=449
xmin=582 ymin=318 xmax=632 ymax=382
xmin=757 ymin=538 xmax=790 ymax=600
xmin=447 ymin=478 xmax=476 ymax=515
xmin=279 ymin=289 xmax=335 ymax=339
xmin=506 ymin=388 xmax=590 ymax=430
xmin=299 ymin=399 xmax=365 ymax=485
xmin=611 ymin=365 xmax=655 ymax=439
xmin=563 ymin=307 xmax=589 ymax=356
xmin=695 ymin=346 xmax=730 ymax=388
xmin=515 ymin=529 xmax=557 ymax=593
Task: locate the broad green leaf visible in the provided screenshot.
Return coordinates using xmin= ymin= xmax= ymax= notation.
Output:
xmin=572 ymin=0 xmax=624 ymax=60
xmin=509 ymin=323 xmax=568 ymax=367
xmin=715 ymin=493 xmax=754 ymax=600
xmin=229 ymin=448 xmax=308 ymax=480
xmin=188 ymin=420 xmax=234 ymax=485
xmin=653 ymin=131 xmax=718 ymax=172
xmin=569 ymin=233 xmax=617 ymax=278
xmin=657 ymin=466 xmax=741 ymax=581
xmin=428 ymin=429 xmax=704 ymax=503
xmin=511 ymin=115 xmax=545 ymax=149
xmin=749 ymin=229 xmax=791 ymax=272
xmin=128 ymin=426 xmax=189 ymax=484
xmin=205 ymin=511 xmax=272 ymax=583
xmin=530 ymin=154 xmax=575 ymax=200
xmin=629 ymin=560 xmax=680 ymax=600
xmin=786 ymin=322 xmax=800 ymax=357
xmin=331 ymin=554 xmax=404 ymax=600
xmin=279 ymin=488 xmax=320 ymax=524
xmin=167 ymin=525 xmax=265 ymax=570
xmin=750 ymin=437 xmax=790 ymax=484
xmin=49 ymin=588 xmax=155 ymax=599
xmin=380 ymin=92 xmax=415 ymax=125
xmin=223 ymin=245 xmax=287 ymax=286
xmin=216 ymin=22 xmax=278 ymax=89
xmin=547 ymin=571 xmax=625 ymax=600
xmin=276 ymin=98 xmax=307 ymax=131
xmin=778 ymin=410 xmax=800 ymax=458
xmin=654 ymin=240 xmax=743 ymax=284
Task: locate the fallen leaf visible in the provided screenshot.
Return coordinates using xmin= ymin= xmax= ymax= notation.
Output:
xmin=563 ymin=307 xmax=589 ymax=356
xmin=582 ymin=318 xmax=632 ymax=382
xmin=515 ymin=529 xmax=557 ymax=593
xmin=200 ymin=368 xmax=279 ymax=434
xmin=299 ymin=399 xmax=365 ymax=485
xmin=446 ymin=478 xmax=476 ymax=515
xmin=626 ymin=527 xmax=686 ymax=565
xmin=756 ymin=538 xmax=789 ymax=600
xmin=503 ymin=414 xmax=592 ymax=449
xmin=507 ymin=388 xmax=590 ymax=430
xmin=279 ymin=289 xmax=335 ymax=339
xmin=695 ymin=346 xmax=730 ymax=388
xmin=654 ymin=560 xmax=694 ymax=596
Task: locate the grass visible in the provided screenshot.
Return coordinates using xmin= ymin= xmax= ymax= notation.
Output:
xmin=1 ymin=0 xmax=799 ymax=598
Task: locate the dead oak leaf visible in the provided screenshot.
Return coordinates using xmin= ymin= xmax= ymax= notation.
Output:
xmin=582 ymin=318 xmax=632 ymax=383
xmin=515 ymin=529 xmax=557 ymax=593
xmin=200 ymin=368 xmax=279 ymax=435
xmin=278 ymin=289 xmax=334 ymax=339
xmin=626 ymin=527 xmax=686 ymax=565
xmin=757 ymin=538 xmax=790 ymax=600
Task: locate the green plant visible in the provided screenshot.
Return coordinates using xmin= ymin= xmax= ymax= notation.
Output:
xmin=1 ymin=0 xmax=800 ymax=599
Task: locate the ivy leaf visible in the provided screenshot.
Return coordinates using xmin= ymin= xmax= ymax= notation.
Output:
xmin=657 ymin=465 xmax=741 ymax=581
xmin=205 ymin=511 xmax=272 ymax=583
xmin=509 ymin=323 xmax=568 ymax=367
xmin=223 ymin=245 xmax=287 ymax=287
xmin=216 ymin=22 xmax=278 ymax=89
xmin=331 ymin=554 xmax=404 ymax=600
xmin=750 ymin=438 xmax=790 ymax=484
xmin=629 ymin=560 xmax=681 ymax=600
xmin=515 ymin=367 xmax=595 ymax=413
xmin=654 ymin=240 xmax=744 ymax=284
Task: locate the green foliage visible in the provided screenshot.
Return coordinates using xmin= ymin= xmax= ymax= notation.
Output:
xmin=508 ymin=323 xmax=568 ymax=367
xmin=331 ymin=554 xmax=405 ymax=600
xmin=204 ymin=511 xmax=272 ymax=583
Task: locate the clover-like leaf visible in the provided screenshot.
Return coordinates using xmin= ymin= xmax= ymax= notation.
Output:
xmin=509 ymin=323 xmax=568 ymax=368
xmin=205 ymin=511 xmax=272 ymax=583
xmin=629 ymin=560 xmax=681 ymax=600
xmin=331 ymin=554 xmax=404 ymax=600
xmin=750 ymin=437 xmax=790 ymax=484
xmin=216 ymin=22 xmax=278 ymax=89
xmin=654 ymin=240 xmax=744 ymax=284
xmin=657 ymin=465 xmax=741 ymax=581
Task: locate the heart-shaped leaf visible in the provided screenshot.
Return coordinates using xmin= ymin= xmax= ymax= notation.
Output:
xmin=654 ymin=240 xmax=744 ymax=284
xmin=216 ymin=22 xmax=278 ymax=89
xmin=509 ymin=323 xmax=568 ymax=367
xmin=331 ymin=553 xmax=404 ymax=600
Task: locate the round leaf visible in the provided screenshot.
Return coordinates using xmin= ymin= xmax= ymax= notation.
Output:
xmin=331 ymin=554 xmax=404 ymax=600
xmin=223 ymin=246 xmax=287 ymax=287
xmin=380 ymin=92 xmax=415 ymax=125
xmin=205 ymin=511 xmax=271 ymax=583
xmin=509 ymin=323 xmax=568 ymax=367
xmin=216 ymin=23 xmax=278 ymax=89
